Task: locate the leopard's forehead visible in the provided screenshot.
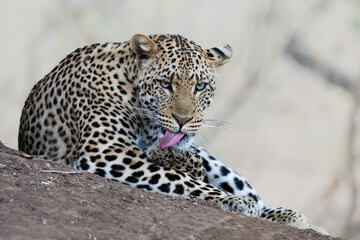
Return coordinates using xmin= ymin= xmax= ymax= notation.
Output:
xmin=151 ymin=34 xmax=204 ymax=56
xmin=149 ymin=34 xmax=213 ymax=83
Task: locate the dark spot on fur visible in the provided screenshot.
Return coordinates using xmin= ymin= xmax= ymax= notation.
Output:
xmin=173 ymin=184 xmax=184 ymax=195
xmin=248 ymin=193 xmax=259 ymax=202
xmin=184 ymin=181 xmax=195 ymax=188
xmin=125 ymin=150 xmax=137 ymax=157
xmin=158 ymin=183 xmax=170 ymax=193
xmin=190 ymin=190 xmax=202 ymax=197
xmin=112 ymin=164 xmax=125 ymax=170
xmin=130 ymin=161 xmax=144 ymax=169
xmin=202 ymin=159 xmax=211 ymax=171
xmin=123 ymin=157 xmax=132 ymax=164
xmin=105 ymin=155 xmax=117 ymax=161
xmin=137 ymin=184 xmax=152 ymax=191
xmin=95 ymin=168 xmax=106 ymax=177
xmin=132 ymin=170 xmax=144 ymax=178
xmin=125 ymin=176 xmax=139 ymax=183
xmin=234 ymin=177 xmax=244 ymax=191
xmin=90 ymin=155 xmax=101 ymax=162
xmin=148 ymin=164 xmax=160 ymax=172
xmin=93 ymin=159 xmax=105 ymax=167
xmin=245 ymin=181 xmax=253 ymax=189
xmin=110 ymin=170 xmax=123 ymax=178
xmin=220 ymin=166 xmax=230 ymax=176
xmin=165 ymin=173 xmax=181 ymax=181
xmin=79 ymin=158 xmax=89 ymax=170
xmin=220 ymin=182 xmax=234 ymax=193
xmin=149 ymin=174 xmax=161 ymax=185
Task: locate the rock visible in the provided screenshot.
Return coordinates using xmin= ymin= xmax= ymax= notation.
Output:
xmin=0 ymin=141 xmax=341 ymax=240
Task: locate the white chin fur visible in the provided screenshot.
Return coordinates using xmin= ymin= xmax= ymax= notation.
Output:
xmin=171 ymin=135 xmax=194 ymax=150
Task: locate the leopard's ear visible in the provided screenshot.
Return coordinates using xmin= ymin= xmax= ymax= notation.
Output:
xmin=205 ymin=44 xmax=232 ymax=68
xmin=130 ymin=34 xmax=158 ymax=61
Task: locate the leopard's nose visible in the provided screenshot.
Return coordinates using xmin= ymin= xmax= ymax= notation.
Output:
xmin=172 ymin=113 xmax=193 ymax=128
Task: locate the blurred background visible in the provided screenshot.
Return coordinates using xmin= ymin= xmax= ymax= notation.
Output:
xmin=1 ymin=0 xmax=359 ymax=238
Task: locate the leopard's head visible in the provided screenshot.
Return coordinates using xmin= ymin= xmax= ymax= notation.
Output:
xmin=131 ymin=34 xmax=232 ymax=149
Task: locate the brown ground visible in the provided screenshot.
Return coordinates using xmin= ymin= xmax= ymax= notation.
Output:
xmin=0 ymin=141 xmax=341 ymax=240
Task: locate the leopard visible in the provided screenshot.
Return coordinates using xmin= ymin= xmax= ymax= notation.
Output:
xmin=18 ymin=34 xmax=327 ymax=234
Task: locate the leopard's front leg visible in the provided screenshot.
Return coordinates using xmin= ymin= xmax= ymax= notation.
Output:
xmin=193 ymin=145 xmax=328 ymax=234
xmin=146 ymin=142 xmax=204 ymax=180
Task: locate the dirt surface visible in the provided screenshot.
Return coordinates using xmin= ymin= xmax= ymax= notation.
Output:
xmin=0 ymin=141 xmax=341 ymax=240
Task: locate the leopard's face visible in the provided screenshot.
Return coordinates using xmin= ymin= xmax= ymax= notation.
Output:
xmin=139 ymin=48 xmax=216 ymax=135
xmin=131 ymin=34 xmax=232 ymax=148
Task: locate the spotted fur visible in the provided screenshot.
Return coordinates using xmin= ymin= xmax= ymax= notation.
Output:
xmin=18 ymin=34 xmax=326 ymax=234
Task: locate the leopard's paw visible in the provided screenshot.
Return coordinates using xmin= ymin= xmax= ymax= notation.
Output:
xmin=146 ymin=142 xmax=172 ymax=166
xmin=261 ymin=207 xmax=328 ymax=235
xmin=261 ymin=207 xmax=307 ymax=225
xmin=220 ymin=196 xmax=261 ymax=217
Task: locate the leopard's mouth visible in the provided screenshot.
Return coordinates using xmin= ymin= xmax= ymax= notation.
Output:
xmin=160 ymin=130 xmax=184 ymax=149
xmin=160 ymin=129 xmax=194 ymax=149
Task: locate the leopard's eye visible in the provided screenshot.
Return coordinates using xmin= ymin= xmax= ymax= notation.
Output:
xmin=158 ymin=80 xmax=172 ymax=92
xmin=195 ymin=83 xmax=207 ymax=92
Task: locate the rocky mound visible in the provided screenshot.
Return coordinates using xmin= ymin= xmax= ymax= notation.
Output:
xmin=0 ymin=141 xmax=341 ymax=240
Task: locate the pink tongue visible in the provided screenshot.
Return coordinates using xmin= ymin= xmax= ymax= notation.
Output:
xmin=160 ymin=130 xmax=185 ymax=149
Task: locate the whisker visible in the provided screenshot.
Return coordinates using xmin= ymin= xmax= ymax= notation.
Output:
xmin=138 ymin=113 xmax=158 ymax=120
xmin=202 ymin=119 xmax=234 ymax=131
xmin=201 ymin=119 xmax=251 ymax=135
xmin=195 ymin=131 xmax=210 ymax=147
xmin=128 ymin=106 xmax=156 ymax=115
xmin=126 ymin=105 xmax=158 ymax=120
